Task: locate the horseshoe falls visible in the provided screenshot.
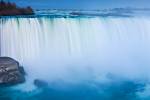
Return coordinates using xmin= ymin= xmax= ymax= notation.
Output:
xmin=1 ymin=16 xmax=150 ymax=100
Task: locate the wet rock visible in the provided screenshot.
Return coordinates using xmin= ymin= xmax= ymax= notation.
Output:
xmin=19 ymin=66 xmax=26 ymax=75
xmin=0 ymin=57 xmax=25 ymax=86
xmin=34 ymin=79 xmax=48 ymax=88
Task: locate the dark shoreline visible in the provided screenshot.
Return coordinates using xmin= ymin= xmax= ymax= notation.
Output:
xmin=0 ymin=1 xmax=34 ymax=16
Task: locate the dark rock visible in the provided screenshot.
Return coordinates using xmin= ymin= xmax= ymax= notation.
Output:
xmin=34 ymin=79 xmax=48 ymax=88
xmin=19 ymin=66 xmax=26 ymax=75
xmin=0 ymin=1 xmax=34 ymax=16
xmin=0 ymin=57 xmax=25 ymax=86
xmin=70 ymin=12 xmax=82 ymax=15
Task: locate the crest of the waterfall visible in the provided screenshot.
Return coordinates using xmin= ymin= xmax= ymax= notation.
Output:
xmin=1 ymin=17 xmax=150 ymax=86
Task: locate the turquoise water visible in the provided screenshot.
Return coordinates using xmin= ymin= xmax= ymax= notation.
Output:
xmin=0 ymin=77 xmax=148 ymax=100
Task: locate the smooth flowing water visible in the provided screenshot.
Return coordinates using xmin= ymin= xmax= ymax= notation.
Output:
xmin=0 ymin=16 xmax=150 ymax=100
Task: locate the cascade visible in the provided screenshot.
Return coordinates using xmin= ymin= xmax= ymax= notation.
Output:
xmin=1 ymin=17 xmax=150 ymax=83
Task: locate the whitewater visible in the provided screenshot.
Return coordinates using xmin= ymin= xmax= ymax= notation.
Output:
xmin=1 ymin=15 xmax=150 ymax=99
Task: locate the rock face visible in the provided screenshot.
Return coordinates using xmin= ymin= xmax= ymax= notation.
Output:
xmin=0 ymin=57 xmax=25 ymax=86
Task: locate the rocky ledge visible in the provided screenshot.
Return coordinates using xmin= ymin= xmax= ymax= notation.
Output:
xmin=0 ymin=57 xmax=25 ymax=86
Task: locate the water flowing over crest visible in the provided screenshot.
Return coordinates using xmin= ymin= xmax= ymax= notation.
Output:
xmin=1 ymin=16 xmax=150 ymax=99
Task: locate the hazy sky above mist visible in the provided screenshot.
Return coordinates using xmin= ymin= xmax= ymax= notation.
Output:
xmin=6 ymin=0 xmax=150 ymax=9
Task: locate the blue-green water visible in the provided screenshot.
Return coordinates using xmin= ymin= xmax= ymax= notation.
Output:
xmin=0 ymin=77 xmax=149 ymax=100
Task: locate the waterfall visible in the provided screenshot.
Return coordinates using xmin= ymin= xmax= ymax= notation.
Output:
xmin=1 ymin=17 xmax=150 ymax=84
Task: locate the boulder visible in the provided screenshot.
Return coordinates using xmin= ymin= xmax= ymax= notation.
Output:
xmin=0 ymin=57 xmax=25 ymax=86
xmin=34 ymin=79 xmax=48 ymax=88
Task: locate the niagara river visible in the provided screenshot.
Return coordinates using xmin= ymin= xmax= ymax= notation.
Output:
xmin=1 ymin=13 xmax=150 ymax=99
